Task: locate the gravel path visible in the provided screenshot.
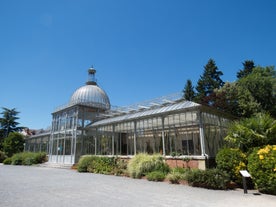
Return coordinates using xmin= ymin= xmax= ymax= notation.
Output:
xmin=0 ymin=164 xmax=275 ymax=207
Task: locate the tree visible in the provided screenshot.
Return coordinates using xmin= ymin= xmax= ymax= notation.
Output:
xmin=0 ymin=107 xmax=23 ymax=138
xmin=224 ymin=113 xmax=276 ymax=152
xmin=183 ymin=79 xmax=195 ymax=101
xmin=3 ymin=132 xmax=25 ymax=157
xmin=236 ymin=66 xmax=276 ymax=117
xmin=211 ymin=82 xmax=240 ymax=116
xmin=195 ymin=59 xmax=224 ymax=105
xmin=236 ymin=60 xmax=255 ymax=79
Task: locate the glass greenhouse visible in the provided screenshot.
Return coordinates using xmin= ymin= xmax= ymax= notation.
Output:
xmin=25 ymin=68 xmax=233 ymax=168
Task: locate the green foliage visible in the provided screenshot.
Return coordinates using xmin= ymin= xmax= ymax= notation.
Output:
xmin=77 ymin=156 xmax=127 ymax=175
xmin=3 ymin=132 xmax=24 ymax=157
xmin=0 ymin=107 xmax=23 ymax=138
xmin=77 ymin=156 xmax=97 ymax=172
xmin=3 ymin=157 xmax=12 ymax=165
xmin=183 ymin=79 xmax=195 ymax=101
xmin=247 ymin=145 xmax=276 ymax=195
xmin=11 ymin=153 xmax=24 ymax=165
xmin=236 ymin=66 xmax=276 ymax=117
xmin=127 ymin=153 xmax=169 ymax=178
xmin=166 ymin=168 xmax=187 ymax=184
xmin=146 ymin=170 xmax=166 ymax=182
xmin=0 ymin=150 xmax=7 ymax=163
xmin=197 ymin=64 xmax=276 ymax=118
xmin=212 ymin=82 xmax=240 ymax=116
xmin=236 ymin=60 xmax=255 ymax=79
xmin=186 ymin=169 xmax=230 ymax=190
xmin=87 ymin=156 xmax=116 ymax=175
xmin=216 ymin=148 xmax=247 ymax=184
xmin=10 ymin=152 xmax=47 ymax=165
xmin=195 ymin=58 xmax=224 ymax=105
xmin=225 ymin=113 xmax=276 ymax=152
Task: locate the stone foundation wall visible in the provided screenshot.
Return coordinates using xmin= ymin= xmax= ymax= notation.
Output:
xmin=165 ymin=158 xmax=206 ymax=170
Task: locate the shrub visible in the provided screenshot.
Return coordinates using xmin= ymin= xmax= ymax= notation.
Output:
xmin=146 ymin=171 xmax=166 ymax=181
xmin=77 ymin=156 xmax=98 ymax=172
xmin=10 ymin=152 xmax=47 ymax=166
xmin=113 ymin=158 xmax=128 ymax=176
xmin=78 ymin=156 xmax=121 ymax=175
xmin=3 ymin=157 xmax=12 ymax=165
xmin=216 ymin=148 xmax=247 ymax=184
xmin=87 ymin=156 xmax=116 ymax=175
xmin=186 ymin=168 xmax=230 ymax=190
xmin=11 ymin=153 xmax=24 ymax=165
xmin=248 ymin=145 xmax=276 ymax=195
xmin=35 ymin=152 xmax=47 ymax=163
xmin=127 ymin=153 xmax=169 ymax=178
xmin=224 ymin=113 xmax=276 ymax=152
xmin=0 ymin=151 xmax=7 ymax=163
xmin=167 ymin=168 xmax=185 ymax=184
xmin=3 ymin=132 xmax=24 ymax=157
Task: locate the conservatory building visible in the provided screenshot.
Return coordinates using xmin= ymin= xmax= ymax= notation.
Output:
xmin=25 ymin=67 xmax=233 ymax=168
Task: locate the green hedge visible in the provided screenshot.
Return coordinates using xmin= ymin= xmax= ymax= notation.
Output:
xmin=146 ymin=170 xmax=166 ymax=181
xmin=186 ymin=169 xmax=230 ymax=190
xmin=77 ymin=156 xmax=127 ymax=175
xmin=248 ymin=145 xmax=276 ymax=195
xmin=216 ymin=148 xmax=247 ymax=184
xmin=127 ymin=153 xmax=169 ymax=178
xmin=3 ymin=152 xmax=47 ymax=165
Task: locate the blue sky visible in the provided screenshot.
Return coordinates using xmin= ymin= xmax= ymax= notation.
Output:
xmin=1 ymin=0 xmax=276 ymax=129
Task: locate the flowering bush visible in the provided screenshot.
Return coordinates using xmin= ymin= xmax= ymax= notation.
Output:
xmin=248 ymin=145 xmax=276 ymax=195
xmin=216 ymin=148 xmax=247 ymax=185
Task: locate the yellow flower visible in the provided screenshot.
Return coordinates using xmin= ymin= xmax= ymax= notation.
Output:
xmin=259 ymin=155 xmax=264 ymax=160
xmin=258 ymin=145 xmax=271 ymax=155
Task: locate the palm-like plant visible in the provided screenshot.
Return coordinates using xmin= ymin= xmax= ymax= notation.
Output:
xmin=225 ymin=113 xmax=276 ymax=152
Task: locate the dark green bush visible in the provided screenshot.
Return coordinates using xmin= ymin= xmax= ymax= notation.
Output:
xmin=87 ymin=156 xmax=116 ymax=174
xmin=10 ymin=152 xmax=47 ymax=166
xmin=248 ymin=145 xmax=276 ymax=195
xmin=11 ymin=153 xmax=24 ymax=165
xmin=0 ymin=151 xmax=7 ymax=163
xmin=127 ymin=153 xmax=169 ymax=178
xmin=78 ymin=156 xmax=123 ymax=175
xmin=186 ymin=168 xmax=230 ymax=190
xmin=216 ymin=148 xmax=247 ymax=184
xmin=77 ymin=156 xmax=98 ymax=172
xmin=146 ymin=171 xmax=166 ymax=181
xmin=3 ymin=132 xmax=24 ymax=157
xmin=3 ymin=157 xmax=12 ymax=165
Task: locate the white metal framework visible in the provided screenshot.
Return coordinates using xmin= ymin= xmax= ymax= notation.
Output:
xmin=24 ymin=69 xmax=233 ymax=165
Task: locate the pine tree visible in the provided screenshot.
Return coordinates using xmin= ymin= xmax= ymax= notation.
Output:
xmin=0 ymin=107 xmax=23 ymax=138
xmin=236 ymin=60 xmax=255 ymax=79
xmin=195 ymin=59 xmax=224 ymax=105
xmin=183 ymin=79 xmax=195 ymax=101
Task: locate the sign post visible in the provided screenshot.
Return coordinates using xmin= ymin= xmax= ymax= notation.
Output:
xmin=240 ymin=170 xmax=251 ymax=194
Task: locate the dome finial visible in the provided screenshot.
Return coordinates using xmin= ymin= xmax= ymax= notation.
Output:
xmin=86 ymin=66 xmax=97 ymax=85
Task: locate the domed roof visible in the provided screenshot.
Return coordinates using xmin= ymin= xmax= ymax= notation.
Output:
xmin=69 ymin=68 xmax=111 ymax=111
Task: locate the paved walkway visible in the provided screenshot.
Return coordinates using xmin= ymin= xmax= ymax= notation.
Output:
xmin=0 ymin=164 xmax=275 ymax=207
